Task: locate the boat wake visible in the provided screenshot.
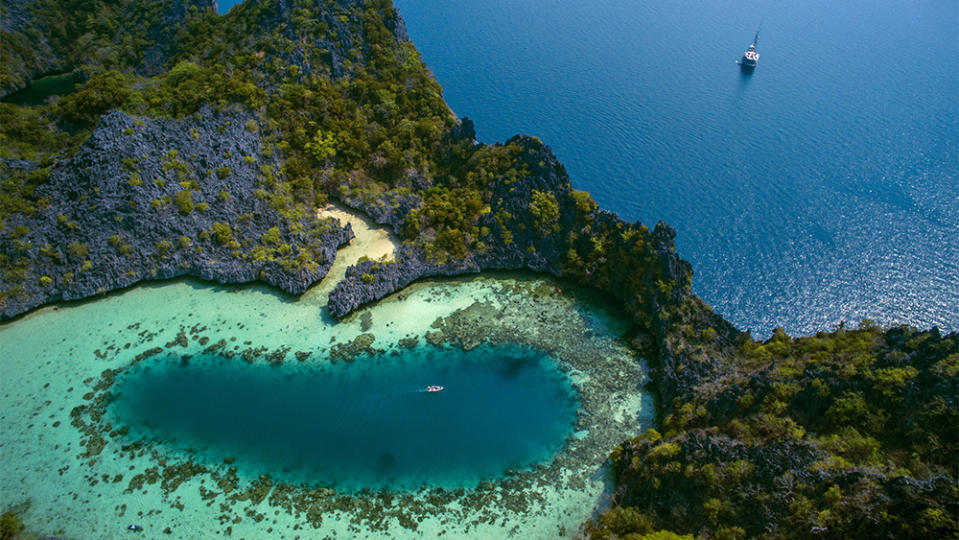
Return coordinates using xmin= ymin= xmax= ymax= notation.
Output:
xmin=364 ymin=386 xmax=443 ymax=398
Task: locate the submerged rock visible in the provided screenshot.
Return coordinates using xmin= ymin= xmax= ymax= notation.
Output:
xmin=329 ymin=333 xmax=376 ymax=361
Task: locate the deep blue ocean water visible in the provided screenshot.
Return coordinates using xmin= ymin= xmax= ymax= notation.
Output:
xmin=212 ymin=0 xmax=959 ymax=336
xmin=390 ymin=0 xmax=958 ymax=336
xmin=109 ymin=344 xmax=578 ymax=490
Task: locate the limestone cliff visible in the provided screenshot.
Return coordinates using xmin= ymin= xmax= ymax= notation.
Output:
xmin=0 ymin=108 xmax=352 ymax=318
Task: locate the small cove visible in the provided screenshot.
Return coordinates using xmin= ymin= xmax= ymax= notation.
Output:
xmin=108 ymin=345 xmax=578 ymax=491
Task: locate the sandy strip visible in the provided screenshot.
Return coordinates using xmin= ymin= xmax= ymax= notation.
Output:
xmin=310 ymin=204 xmax=398 ymax=300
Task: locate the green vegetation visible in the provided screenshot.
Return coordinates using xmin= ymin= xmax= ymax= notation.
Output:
xmin=2 ymin=0 xmax=507 ymax=271
xmin=585 ymin=322 xmax=958 ymax=538
xmin=57 ymin=70 xmax=134 ymax=123
xmin=156 ymin=240 xmax=173 ymax=256
xmin=212 ymin=222 xmax=233 ymax=245
xmin=0 ymin=165 xmax=51 ymax=219
xmin=529 ymin=189 xmax=560 ymax=233
xmin=1 ymin=5 xmax=955 ymax=538
xmin=3 ymin=0 xmax=480 ymax=288
xmin=173 ymin=190 xmax=193 ymax=214
xmin=0 ymin=103 xmax=86 ymax=160
xmin=66 ymin=241 xmax=88 ymax=258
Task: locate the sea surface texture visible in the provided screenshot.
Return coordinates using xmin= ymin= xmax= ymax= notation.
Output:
xmin=394 ymin=0 xmax=958 ymax=336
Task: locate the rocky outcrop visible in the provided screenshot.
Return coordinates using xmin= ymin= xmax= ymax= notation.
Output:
xmin=0 ymin=108 xmax=352 ymax=319
xmin=603 ymin=426 xmax=959 ymax=538
xmin=328 ymin=136 xmax=562 ymax=318
xmin=328 ymin=135 xmax=691 ymax=321
xmin=649 ymin=295 xmax=745 ymax=407
xmin=609 ymin=432 xmax=827 ymax=532
xmin=233 ymin=0 xmax=413 ymax=81
xmin=0 ymin=0 xmax=460 ymax=319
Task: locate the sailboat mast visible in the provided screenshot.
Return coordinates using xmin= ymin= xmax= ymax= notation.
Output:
xmin=740 ymin=25 xmax=761 ymax=70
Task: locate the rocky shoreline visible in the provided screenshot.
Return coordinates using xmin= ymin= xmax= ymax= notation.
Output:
xmin=1 ymin=121 xmax=702 ymax=424
xmin=3 ymin=0 xmax=954 ymax=536
xmin=325 ymin=133 xmax=713 ymax=410
xmin=0 ymin=108 xmax=354 ymax=319
xmin=328 ymin=135 xmax=687 ymax=317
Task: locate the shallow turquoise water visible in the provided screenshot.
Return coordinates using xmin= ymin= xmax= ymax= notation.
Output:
xmin=110 ymin=345 xmax=578 ymax=491
xmin=0 ymin=275 xmax=652 ymax=537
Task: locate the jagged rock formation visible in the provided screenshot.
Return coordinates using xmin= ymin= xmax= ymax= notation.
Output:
xmin=587 ymin=324 xmax=959 ymax=538
xmin=1 ymin=1 xmax=955 ymax=536
xmin=0 ymin=108 xmax=352 ymax=318
xmin=328 ymin=134 xmax=691 ymax=323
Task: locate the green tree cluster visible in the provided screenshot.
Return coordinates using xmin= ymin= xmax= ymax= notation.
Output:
xmin=585 ymin=323 xmax=958 ymax=538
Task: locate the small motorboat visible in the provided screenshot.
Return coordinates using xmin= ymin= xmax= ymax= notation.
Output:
xmin=426 ymin=385 xmax=444 ymax=393
xmin=127 ymin=524 xmax=143 ymax=532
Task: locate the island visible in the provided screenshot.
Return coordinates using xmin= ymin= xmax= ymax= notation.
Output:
xmin=1 ymin=0 xmax=955 ymax=537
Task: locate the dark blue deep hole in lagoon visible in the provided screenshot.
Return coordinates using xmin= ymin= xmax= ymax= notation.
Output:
xmin=109 ymin=344 xmax=578 ymax=491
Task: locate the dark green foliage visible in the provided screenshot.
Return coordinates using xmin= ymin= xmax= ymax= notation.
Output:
xmin=0 ymin=509 xmax=25 ymax=539
xmin=0 ymin=103 xmax=86 ymax=159
xmin=3 ymin=5 xmax=955 ymax=538
xmin=529 ymin=189 xmax=560 ymax=233
xmin=130 ymin=61 xmax=265 ymax=118
xmin=66 ymin=241 xmax=88 ymax=258
xmin=0 ymin=164 xmax=51 ymax=219
xmin=2 ymin=0 xmax=462 ymax=263
xmin=570 ymin=189 xmax=597 ymax=213
xmin=586 ymin=324 xmax=959 ymax=538
xmin=406 ymin=186 xmax=485 ymax=260
xmin=212 ymin=222 xmax=233 ymax=245
xmin=581 ymin=506 xmax=658 ymax=539
xmin=57 ymin=70 xmax=132 ymax=123
xmin=155 ymin=239 xmax=173 ymax=256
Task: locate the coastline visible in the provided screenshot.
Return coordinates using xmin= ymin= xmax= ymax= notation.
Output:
xmin=0 ymin=273 xmax=654 ymax=538
xmin=311 ymin=203 xmax=398 ymax=302
xmin=1 ymin=0 xmax=955 ymax=537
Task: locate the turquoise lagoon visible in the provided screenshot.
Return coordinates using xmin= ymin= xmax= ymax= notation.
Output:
xmin=110 ymin=345 xmax=578 ymax=491
xmin=0 ymin=269 xmax=653 ymax=538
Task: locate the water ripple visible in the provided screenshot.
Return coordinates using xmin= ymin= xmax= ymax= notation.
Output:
xmin=397 ymin=0 xmax=958 ymax=336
